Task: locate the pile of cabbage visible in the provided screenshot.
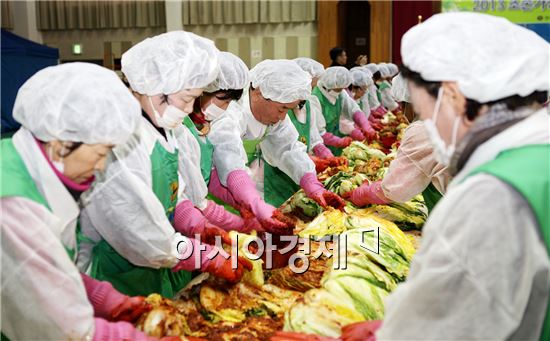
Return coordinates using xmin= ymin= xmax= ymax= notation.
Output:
xmin=285 ymin=210 xmax=416 ymax=337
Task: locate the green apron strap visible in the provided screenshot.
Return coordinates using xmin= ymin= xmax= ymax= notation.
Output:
xmin=89 ymin=140 xmax=192 ymax=297
xmin=183 ymin=116 xmax=214 ymax=184
xmin=465 ymin=144 xmax=550 ymax=341
xmin=421 ymin=182 xmax=443 ymax=213
xmin=243 ymin=128 xmax=269 ymax=166
xmin=263 ymin=106 xmax=311 ymax=207
xmin=312 ymin=87 xmax=344 ymax=156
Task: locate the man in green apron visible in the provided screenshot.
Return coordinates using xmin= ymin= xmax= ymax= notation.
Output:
xmin=207 ymin=60 xmax=346 ymax=233
xmin=313 ymin=66 xmax=377 ymax=156
xmin=79 ymin=31 xmax=249 ymax=299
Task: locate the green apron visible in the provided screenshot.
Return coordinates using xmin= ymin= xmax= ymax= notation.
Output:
xmin=465 ymin=144 xmax=550 ymax=341
xmin=183 ymin=116 xmax=214 ymax=184
xmin=0 ymin=138 xmax=77 ymax=259
xmin=421 ymin=182 xmax=443 ymax=213
xmin=263 ymin=104 xmax=312 ymax=207
xmin=377 ymin=81 xmax=391 ymax=103
xmin=312 ymin=86 xmax=344 ymax=156
xmin=1 ymin=138 xmax=76 ymax=341
xmin=89 ymin=139 xmax=192 ymax=298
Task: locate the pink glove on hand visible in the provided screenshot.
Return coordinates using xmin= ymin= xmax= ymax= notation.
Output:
xmin=202 ymin=200 xmax=246 ymax=232
xmin=227 ymin=170 xmax=290 ymax=233
xmin=353 ymin=111 xmax=376 ymax=140
xmin=300 ymin=172 xmax=346 ymax=209
xmin=173 ymin=200 xmax=230 ymax=245
xmin=312 ymin=144 xmax=334 ymax=159
xmin=322 ymin=133 xmax=353 ymax=148
xmin=371 ymin=106 xmax=387 ymax=118
xmin=81 ymin=274 xmax=149 ymax=323
xmin=350 ymin=128 xmax=365 ymax=141
xmin=93 ymin=318 xmax=156 ymax=341
xmin=346 ymin=180 xmax=391 ymax=206
xmin=208 ymin=168 xmax=239 ymax=208
xmin=172 ymin=237 xmax=252 ymax=283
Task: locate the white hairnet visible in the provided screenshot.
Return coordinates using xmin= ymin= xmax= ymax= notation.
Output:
xmin=250 ymin=59 xmax=311 ymax=103
xmin=318 ymin=66 xmax=352 ymax=90
xmin=13 ymin=62 xmax=140 ymax=145
xmin=350 ymin=68 xmax=371 ymax=88
xmin=122 ymin=31 xmax=220 ymax=96
xmin=391 ymin=73 xmax=411 ymax=103
xmin=365 ymin=63 xmax=378 ymax=74
xmin=401 ymin=12 xmax=549 ymax=103
xmin=378 ymin=63 xmax=392 ymax=78
xmin=204 ymin=52 xmax=249 ymax=93
xmin=387 ymin=63 xmax=399 ymax=76
xmin=293 ymin=57 xmax=325 ymax=78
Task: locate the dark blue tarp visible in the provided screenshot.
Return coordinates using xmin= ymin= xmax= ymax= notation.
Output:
xmin=1 ymin=29 xmax=59 ymax=135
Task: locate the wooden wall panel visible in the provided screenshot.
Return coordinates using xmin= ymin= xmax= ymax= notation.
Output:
xmin=369 ymin=0 xmax=392 ymax=63
xmin=317 ymin=0 xmax=340 ymax=67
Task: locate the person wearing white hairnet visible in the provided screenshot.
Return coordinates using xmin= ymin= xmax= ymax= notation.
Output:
xmin=180 ymin=51 xmax=259 ymax=230
xmin=207 ymin=59 xmax=346 ymax=225
xmin=0 ymin=63 xmax=179 ymax=341
xmin=273 ymin=12 xmax=550 ymax=341
xmin=79 ymin=31 xmax=252 ymax=299
xmin=312 ymin=66 xmax=376 ymax=155
xmin=289 ymin=57 xmax=348 ymax=169
xmin=348 ymin=67 xmax=374 ymax=114
xmin=376 ymin=63 xmax=399 ymax=111
xmin=364 ymin=63 xmax=388 ymax=117
xmin=392 ymin=72 xmax=415 ymax=122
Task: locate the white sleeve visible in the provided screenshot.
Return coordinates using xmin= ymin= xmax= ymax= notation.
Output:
xmin=80 ymin=136 xmax=180 ymax=269
xmin=261 ymin=116 xmax=316 ymax=184
xmin=308 ymin=107 xmax=324 ymax=150
xmin=381 ymin=122 xmax=448 ymax=202
xmin=360 ymin=94 xmax=371 ymax=116
xmin=368 ymin=87 xmax=381 ymax=108
xmin=309 ymin=95 xmax=327 ymax=136
xmin=377 ymin=175 xmax=550 ymax=340
xmin=208 ymin=103 xmax=250 ymax=186
xmin=1 ymin=197 xmax=95 ymax=340
xmin=174 ymin=126 xmax=208 ymax=209
xmin=340 ymin=90 xmax=361 ymax=120
xmin=381 ymin=88 xmax=399 ymax=111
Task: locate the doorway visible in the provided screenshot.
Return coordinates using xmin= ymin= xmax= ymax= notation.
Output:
xmin=339 ymin=0 xmax=371 ymax=67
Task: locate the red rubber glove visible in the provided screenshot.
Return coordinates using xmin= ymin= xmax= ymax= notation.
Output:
xmin=81 ymin=274 xmax=151 ymax=323
xmin=227 ymin=170 xmax=290 ymax=234
xmin=341 ymin=320 xmax=382 ymax=341
xmin=322 ymin=133 xmax=353 ymax=148
xmin=172 ymin=237 xmax=253 ymax=283
xmin=312 ymin=143 xmax=334 ymax=159
xmin=173 ymin=200 xmax=231 ymax=245
xmin=342 ymin=180 xmax=392 ymax=206
xmin=350 ymin=128 xmax=366 ymax=141
xmin=300 ymin=172 xmax=346 ymax=210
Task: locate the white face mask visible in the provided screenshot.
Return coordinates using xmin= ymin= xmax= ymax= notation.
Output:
xmin=424 ymin=87 xmax=460 ymax=166
xmin=203 ymin=101 xmax=226 ymax=121
xmin=48 ymin=145 xmax=65 ymax=173
xmin=148 ymin=96 xmax=189 ymax=129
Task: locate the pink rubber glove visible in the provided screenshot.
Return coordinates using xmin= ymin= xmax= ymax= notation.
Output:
xmin=300 ymin=172 xmax=346 ymax=210
xmin=208 ymin=168 xmax=239 ymax=208
xmin=93 ymin=318 xmax=158 ymax=341
xmin=322 ymin=133 xmax=353 ymax=148
xmin=172 ymin=237 xmax=252 ymax=283
xmin=81 ymin=274 xmax=150 ymax=323
xmin=312 ymin=144 xmax=334 ymax=159
xmin=344 ymin=180 xmax=392 ymax=206
xmin=227 ymin=170 xmax=291 ymax=234
xmin=341 ymin=320 xmax=382 ymax=341
xmin=371 ymin=105 xmax=387 ymax=118
xmin=202 ymin=200 xmax=246 ymax=232
xmin=353 ymin=111 xmax=376 ymax=140
xmin=173 ymin=200 xmax=231 ymax=245
xmin=350 ymin=128 xmax=365 ymax=141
